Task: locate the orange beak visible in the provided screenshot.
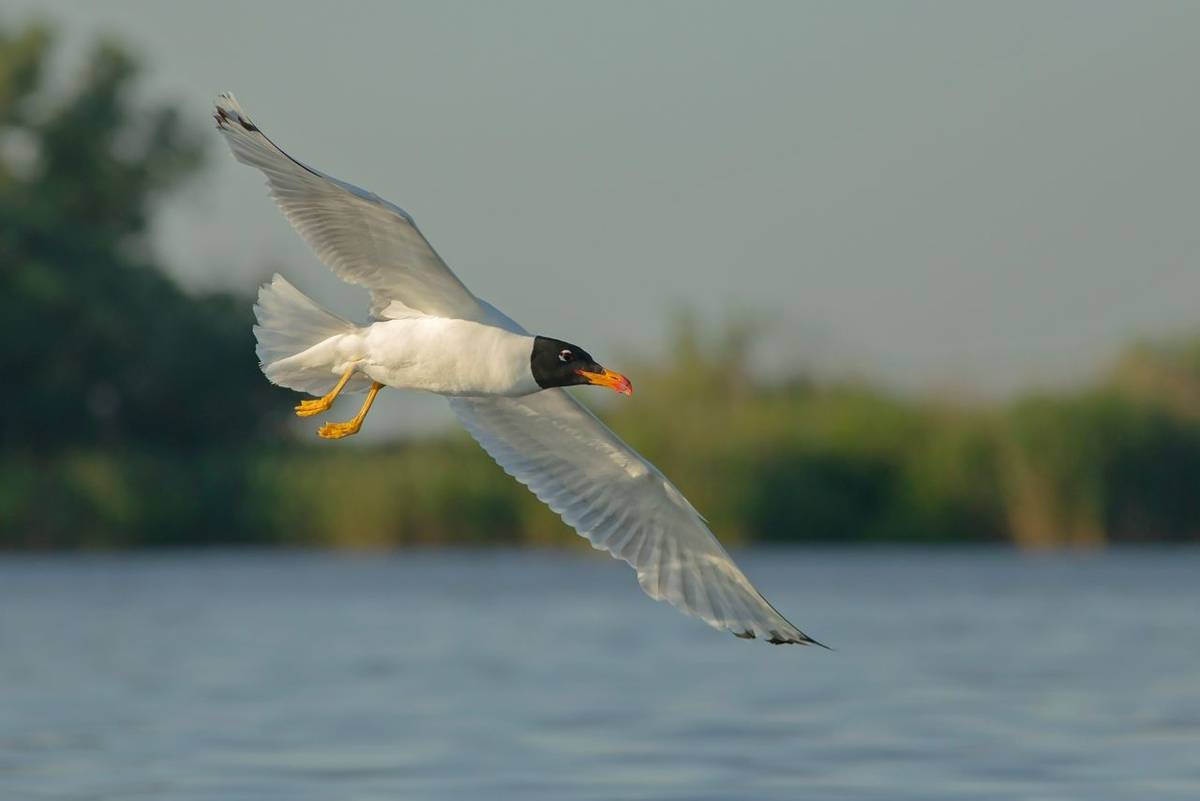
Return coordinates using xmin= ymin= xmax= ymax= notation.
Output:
xmin=576 ymin=367 xmax=633 ymax=396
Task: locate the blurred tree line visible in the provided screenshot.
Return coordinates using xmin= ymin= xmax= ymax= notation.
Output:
xmin=0 ymin=22 xmax=283 ymax=452
xmin=2 ymin=22 xmax=1199 ymax=550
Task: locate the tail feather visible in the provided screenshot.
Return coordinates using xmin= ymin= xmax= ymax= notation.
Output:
xmin=253 ymin=274 xmax=366 ymax=396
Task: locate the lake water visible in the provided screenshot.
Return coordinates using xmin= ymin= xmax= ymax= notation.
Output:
xmin=2 ymin=548 xmax=1197 ymax=800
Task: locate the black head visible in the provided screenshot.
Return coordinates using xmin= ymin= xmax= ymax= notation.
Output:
xmin=530 ymin=336 xmax=633 ymax=395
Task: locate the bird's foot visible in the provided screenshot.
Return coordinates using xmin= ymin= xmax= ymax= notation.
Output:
xmin=317 ymin=419 xmax=362 ymax=440
xmin=295 ymin=397 xmax=332 ymax=417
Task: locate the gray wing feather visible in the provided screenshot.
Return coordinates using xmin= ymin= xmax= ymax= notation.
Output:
xmin=215 ymin=92 xmax=482 ymax=320
xmin=449 ymin=390 xmax=823 ymax=645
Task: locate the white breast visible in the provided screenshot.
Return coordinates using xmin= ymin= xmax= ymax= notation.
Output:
xmin=351 ymin=317 xmax=538 ymax=397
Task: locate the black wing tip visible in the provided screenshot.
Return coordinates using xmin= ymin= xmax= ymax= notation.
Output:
xmin=733 ymin=628 xmax=833 ymax=649
xmin=798 ymin=634 xmax=834 ymax=650
xmin=213 ymin=97 xmax=259 ymax=133
xmin=769 ymin=632 xmax=833 ymax=649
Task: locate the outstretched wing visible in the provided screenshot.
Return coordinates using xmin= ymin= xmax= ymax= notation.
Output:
xmin=449 ymin=390 xmax=824 ymax=645
xmin=215 ymin=92 xmax=483 ymax=321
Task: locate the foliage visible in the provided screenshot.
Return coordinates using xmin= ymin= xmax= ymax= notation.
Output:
xmin=3 ymin=23 xmax=1200 ymax=550
xmin=1005 ymin=390 xmax=1200 ymax=547
xmin=9 ymin=322 xmax=1200 ymax=550
xmin=0 ymin=21 xmax=286 ymax=451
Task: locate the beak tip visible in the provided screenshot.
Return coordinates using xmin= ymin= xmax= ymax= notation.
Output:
xmin=577 ymin=367 xmax=633 ymax=396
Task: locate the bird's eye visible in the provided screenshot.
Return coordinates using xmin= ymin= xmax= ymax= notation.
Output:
xmin=558 ymin=349 xmax=573 ymax=363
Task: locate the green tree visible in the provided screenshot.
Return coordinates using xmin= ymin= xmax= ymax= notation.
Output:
xmin=0 ymin=21 xmax=285 ymax=451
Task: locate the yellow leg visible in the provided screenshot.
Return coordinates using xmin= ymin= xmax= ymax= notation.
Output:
xmin=317 ymin=382 xmax=383 ymax=440
xmin=295 ymin=366 xmax=356 ymax=417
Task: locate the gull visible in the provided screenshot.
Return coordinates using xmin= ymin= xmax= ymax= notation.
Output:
xmin=215 ymin=93 xmax=824 ymax=646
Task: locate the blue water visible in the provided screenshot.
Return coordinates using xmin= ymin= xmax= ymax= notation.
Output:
xmin=2 ymin=548 xmax=1198 ymax=800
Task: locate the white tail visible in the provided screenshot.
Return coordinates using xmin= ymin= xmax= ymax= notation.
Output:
xmin=252 ymin=274 xmax=366 ymax=396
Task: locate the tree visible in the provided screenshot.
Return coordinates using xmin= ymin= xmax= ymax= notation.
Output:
xmin=0 ymin=21 xmax=286 ymax=451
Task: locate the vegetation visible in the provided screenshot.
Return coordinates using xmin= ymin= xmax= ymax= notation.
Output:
xmin=0 ymin=22 xmax=286 ymax=452
xmin=3 ymin=22 xmax=1200 ymax=550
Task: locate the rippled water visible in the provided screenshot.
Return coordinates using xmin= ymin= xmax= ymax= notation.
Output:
xmin=2 ymin=548 xmax=1198 ymax=800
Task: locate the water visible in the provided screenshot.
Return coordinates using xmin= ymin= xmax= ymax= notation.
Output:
xmin=1 ymin=548 xmax=1197 ymax=800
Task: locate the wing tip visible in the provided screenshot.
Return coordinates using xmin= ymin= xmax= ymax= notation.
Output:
xmin=213 ymin=91 xmax=259 ymax=133
xmin=733 ymin=627 xmax=832 ymax=648
xmin=792 ymin=632 xmax=833 ymax=649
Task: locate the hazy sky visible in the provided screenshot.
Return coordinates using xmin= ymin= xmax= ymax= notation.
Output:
xmin=13 ymin=1 xmax=1200 ymax=430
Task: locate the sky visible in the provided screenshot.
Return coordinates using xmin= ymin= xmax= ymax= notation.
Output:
xmin=11 ymin=1 xmax=1200 ymax=432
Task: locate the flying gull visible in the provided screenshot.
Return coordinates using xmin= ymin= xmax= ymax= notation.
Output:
xmin=215 ymin=93 xmax=824 ymax=647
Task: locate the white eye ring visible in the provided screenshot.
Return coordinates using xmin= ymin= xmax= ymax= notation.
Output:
xmin=558 ymin=349 xmax=573 ymax=363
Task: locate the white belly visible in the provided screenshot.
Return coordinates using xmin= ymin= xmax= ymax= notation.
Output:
xmin=340 ymin=317 xmax=538 ymax=397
